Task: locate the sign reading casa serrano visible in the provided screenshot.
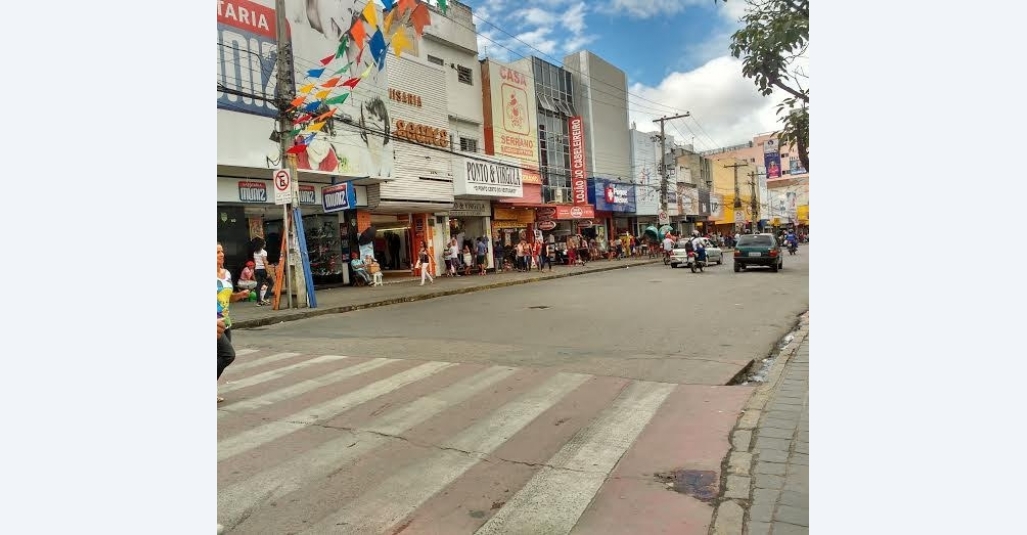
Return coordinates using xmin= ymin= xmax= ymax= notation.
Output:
xmin=452 ymin=157 xmax=523 ymax=198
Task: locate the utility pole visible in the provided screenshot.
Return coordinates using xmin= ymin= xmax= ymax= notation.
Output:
xmin=274 ymin=0 xmax=303 ymax=309
xmin=723 ymin=160 xmax=747 ymax=232
xmin=653 ymin=113 xmax=690 ymax=215
xmin=749 ymin=171 xmax=760 ymax=233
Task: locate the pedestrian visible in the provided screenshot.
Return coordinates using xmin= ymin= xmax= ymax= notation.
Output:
xmin=418 ymin=242 xmax=434 ymax=285
xmin=540 ymin=241 xmax=554 ymax=272
xmin=251 ymin=237 xmax=273 ymax=306
xmin=217 ymin=242 xmax=250 ymax=403
xmin=448 ymin=238 xmax=460 ymax=277
xmin=476 ymin=237 xmax=488 ymax=275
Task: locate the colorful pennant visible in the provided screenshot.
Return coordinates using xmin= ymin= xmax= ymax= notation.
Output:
xmin=308 ymin=121 xmax=327 ymax=133
xmin=381 ymin=0 xmax=394 ymax=10
xmin=315 ymin=89 xmax=330 ymax=100
xmin=321 ymin=76 xmax=343 ymax=88
xmin=335 ymin=37 xmax=350 ymax=59
xmin=361 ymin=64 xmax=374 ymax=78
xmin=289 ymin=96 xmax=306 ymax=108
xmin=286 ymin=144 xmax=307 ymax=154
xmin=324 ymin=93 xmax=350 ymax=105
xmin=397 ymin=0 xmax=416 ymax=15
xmin=304 ymin=133 xmax=317 ymax=144
xmin=320 ymin=54 xmax=335 ymax=66
xmin=384 ymin=8 xmax=396 ymax=33
xmin=437 ymin=0 xmax=448 ymax=15
xmin=391 ymin=29 xmax=412 ymax=57
xmin=362 ymin=0 xmax=378 ymax=28
xmin=306 ymin=67 xmax=325 ymax=78
xmin=315 ymin=108 xmax=336 ymax=121
xmin=303 ymin=101 xmax=322 ymax=113
xmin=299 ymin=83 xmax=316 ymax=94
xmin=350 ymin=20 xmax=367 ymax=49
xmin=342 ymin=77 xmax=361 ymax=89
xmin=369 ymin=29 xmax=387 ymax=66
xmin=410 ymin=4 xmax=431 ymax=36
xmin=332 ymin=63 xmax=351 ymax=76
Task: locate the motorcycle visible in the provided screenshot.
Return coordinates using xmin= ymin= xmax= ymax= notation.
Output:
xmin=687 ymin=251 xmax=705 ymax=273
xmin=788 ymin=243 xmax=798 ymax=255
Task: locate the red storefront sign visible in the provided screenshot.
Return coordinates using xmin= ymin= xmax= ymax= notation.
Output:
xmin=537 ymin=205 xmax=595 ymax=220
xmin=569 ymin=116 xmax=587 ymax=205
xmin=537 ymin=220 xmax=557 ymax=230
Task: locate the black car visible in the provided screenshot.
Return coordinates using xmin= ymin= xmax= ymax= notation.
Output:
xmin=733 ymin=233 xmax=783 ymax=272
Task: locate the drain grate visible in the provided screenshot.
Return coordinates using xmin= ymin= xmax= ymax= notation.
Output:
xmin=528 ymin=305 xmax=551 ymax=310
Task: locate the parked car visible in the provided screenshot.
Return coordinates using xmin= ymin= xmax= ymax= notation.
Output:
xmin=733 ymin=233 xmax=783 ymax=272
xmin=669 ymin=238 xmax=723 ymax=267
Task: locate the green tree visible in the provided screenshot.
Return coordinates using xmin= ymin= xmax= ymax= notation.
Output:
xmin=719 ymin=0 xmax=809 ymax=171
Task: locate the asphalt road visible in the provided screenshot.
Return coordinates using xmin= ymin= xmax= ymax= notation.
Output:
xmin=218 ymin=247 xmax=809 ymax=534
xmin=237 ymin=247 xmax=809 ymax=385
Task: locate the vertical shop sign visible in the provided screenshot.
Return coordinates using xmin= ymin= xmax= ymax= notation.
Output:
xmin=569 ymin=116 xmax=587 ymax=205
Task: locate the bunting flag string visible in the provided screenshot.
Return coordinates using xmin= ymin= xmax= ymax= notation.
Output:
xmin=286 ymin=0 xmax=437 ymax=151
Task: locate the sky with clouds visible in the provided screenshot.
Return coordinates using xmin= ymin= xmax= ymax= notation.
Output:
xmin=455 ymin=0 xmax=808 ymax=151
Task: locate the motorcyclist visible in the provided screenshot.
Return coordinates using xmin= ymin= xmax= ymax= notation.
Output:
xmin=690 ymin=231 xmax=706 ymax=265
xmin=785 ymin=231 xmax=798 ymax=251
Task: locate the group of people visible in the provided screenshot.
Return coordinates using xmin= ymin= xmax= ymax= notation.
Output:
xmin=443 ymin=237 xmax=490 ymax=277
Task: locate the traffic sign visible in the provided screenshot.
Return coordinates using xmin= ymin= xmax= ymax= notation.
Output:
xmin=274 ymin=169 xmax=292 ymax=205
xmin=658 ymin=210 xmax=669 ymax=225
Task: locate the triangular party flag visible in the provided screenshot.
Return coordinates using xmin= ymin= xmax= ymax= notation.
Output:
xmin=391 ymin=29 xmax=412 ymax=57
xmin=324 ymin=93 xmax=350 ymax=105
xmin=321 ymin=76 xmax=343 ymax=88
xmin=304 ymin=133 xmax=317 ymax=144
xmin=369 ymin=29 xmax=386 ymax=65
xmin=320 ymin=54 xmax=335 ymax=66
xmin=286 ymin=144 xmax=307 ymax=154
xmin=332 ymin=63 xmax=351 ymax=76
xmin=356 ymin=46 xmax=365 ymax=66
xmin=306 ymin=67 xmax=326 ymax=78
xmin=361 ymin=63 xmax=374 ymax=78
xmin=315 ymin=89 xmax=330 ymax=100
xmin=438 ymin=0 xmax=448 ymax=15
xmin=376 ymin=48 xmax=387 ymax=71
xmin=299 ymin=83 xmax=316 ymax=94
xmin=289 ymin=96 xmax=306 ymax=108
xmin=397 ymin=0 xmax=416 ymax=15
xmin=349 ymin=19 xmax=367 ymax=49
xmin=288 ymin=128 xmax=303 ymax=136
xmin=308 ymin=121 xmax=327 ymax=133
xmin=303 ymin=101 xmax=322 ymax=113
xmin=362 ymin=0 xmax=378 ymax=28
xmin=342 ymin=76 xmax=361 ymax=88
xmin=335 ymin=36 xmax=350 ymax=59
xmin=384 ymin=7 xmax=396 ymax=33
xmin=410 ymin=3 xmax=431 ymax=36
xmin=315 ymin=109 xmax=335 ymax=122
xmin=293 ymin=113 xmax=312 ymax=124
xmin=381 ymin=0 xmax=394 ymax=10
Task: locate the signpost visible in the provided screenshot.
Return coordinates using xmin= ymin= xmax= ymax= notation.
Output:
xmin=274 ymin=169 xmax=292 ymax=205
xmin=658 ymin=210 xmax=669 ymax=225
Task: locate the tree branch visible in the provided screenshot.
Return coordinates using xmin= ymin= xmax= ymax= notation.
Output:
xmin=771 ymin=78 xmax=809 ymax=103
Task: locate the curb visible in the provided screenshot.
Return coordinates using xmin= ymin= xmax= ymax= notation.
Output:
xmin=234 ymin=260 xmax=660 ymax=329
xmin=709 ymin=310 xmax=810 ymax=535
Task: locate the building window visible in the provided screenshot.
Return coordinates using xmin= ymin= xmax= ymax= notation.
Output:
xmin=427 ymin=55 xmax=444 ymax=66
xmin=457 ymin=65 xmax=473 ymax=85
xmin=460 ymin=137 xmax=478 ymax=153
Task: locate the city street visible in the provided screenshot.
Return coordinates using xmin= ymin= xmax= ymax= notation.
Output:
xmin=218 ymin=248 xmax=809 ymax=534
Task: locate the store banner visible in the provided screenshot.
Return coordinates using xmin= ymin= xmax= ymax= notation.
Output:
xmin=299 ymin=185 xmax=317 ymax=205
xmin=321 ymin=182 xmax=357 ymax=213
xmin=217 ymin=0 xmax=278 ymax=118
xmin=482 ymin=60 xmax=541 ymax=184
xmin=789 ymin=158 xmax=807 ymax=175
xmin=569 ymin=116 xmax=588 ymax=205
xmin=758 ymin=172 xmax=770 ymax=221
xmin=763 ymin=138 xmax=782 ymax=179
xmin=451 ymin=157 xmax=523 ymax=198
xmin=588 ymin=179 xmax=636 ymax=212
xmin=450 ymin=199 xmax=491 ymax=217
xmin=238 ymin=180 xmax=268 ymax=203
xmin=710 ymin=193 xmax=724 ymax=220
xmin=537 ymin=205 xmax=595 ymax=220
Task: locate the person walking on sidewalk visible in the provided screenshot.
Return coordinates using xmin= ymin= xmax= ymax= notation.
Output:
xmin=418 ymin=242 xmax=434 ymax=286
xmin=217 ymin=242 xmax=249 ymax=403
xmin=476 ymin=237 xmax=489 ymax=275
xmin=250 ymin=237 xmax=273 ymax=306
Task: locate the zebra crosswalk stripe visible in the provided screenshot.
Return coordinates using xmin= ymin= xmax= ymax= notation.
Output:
xmin=218 ymin=355 xmax=349 ymax=394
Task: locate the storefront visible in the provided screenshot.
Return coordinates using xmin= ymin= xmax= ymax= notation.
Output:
xmin=588 ymin=178 xmax=636 ymax=250
xmin=492 ymin=206 xmax=536 ymax=262
xmin=451 ymin=157 xmax=527 ymax=270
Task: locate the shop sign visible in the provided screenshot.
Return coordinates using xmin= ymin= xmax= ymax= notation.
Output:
xmin=321 ymin=183 xmax=356 ymax=213
xmin=537 ymin=220 xmax=557 ymax=231
xmin=452 ymin=157 xmax=523 ymax=198
xmin=577 ymin=219 xmax=594 ymax=229
xmin=393 ymin=119 xmax=449 ymax=147
xmin=217 ymin=0 xmax=278 ymax=118
xmin=494 ymin=207 xmax=535 ymax=224
xmin=389 ymin=88 xmax=422 ymax=108
xmin=450 ymin=199 xmax=491 ymax=217
xmin=543 ymin=205 xmax=595 ymax=220
xmin=299 ymin=185 xmax=317 ymax=205
xmin=238 ymin=181 xmax=268 ymax=203
xmin=569 ymin=116 xmax=588 ymax=205
xmin=593 ymin=179 xmax=636 ymax=212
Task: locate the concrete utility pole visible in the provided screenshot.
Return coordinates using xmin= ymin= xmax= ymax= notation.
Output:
xmin=749 ymin=171 xmax=760 ymax=233
xmin=274 ymin=0 xmax=303 ymax=309
xmin=723 ymin=160 xmax=748 ymax=231
xmin=653 ymin=113 xmax=690 ymax=214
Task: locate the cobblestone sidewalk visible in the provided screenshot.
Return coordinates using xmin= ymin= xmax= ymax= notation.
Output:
xmin=712 ymin=313 xmax=809 ymax=535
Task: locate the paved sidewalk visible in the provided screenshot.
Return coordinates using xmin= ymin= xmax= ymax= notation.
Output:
xmin=230 ymin=257 xmax=660 ymax=328
xmin=712 ymin=313 xmax=809 ymax=535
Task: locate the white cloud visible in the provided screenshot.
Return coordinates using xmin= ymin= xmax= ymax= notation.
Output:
xmin=562 ymin=2 xmax=587 ymax=34
xmin=514 ymin=27 xmax=559 ymax=55
xmin=514 ymin=7 xmax=558 ymax=26
xmin=628 ymin=56 xmax=785 ymax=149
xmin=600 ymin=0 xmax=705 ymax=19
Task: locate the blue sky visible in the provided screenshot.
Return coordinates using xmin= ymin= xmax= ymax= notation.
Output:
xmin=453 ymin=0 xmax=803 ymax=150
